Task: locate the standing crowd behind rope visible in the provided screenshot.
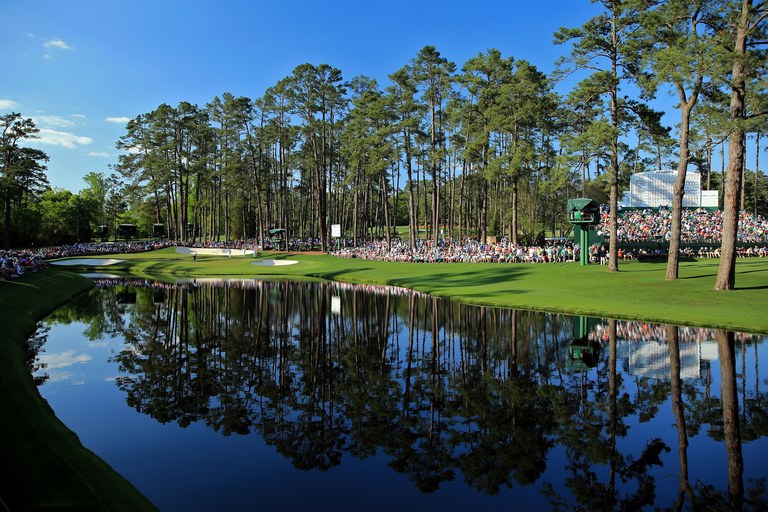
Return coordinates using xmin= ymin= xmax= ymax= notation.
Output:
xmin=334 ymin=207 xmax=768 ymax=263
xmin=2 ymin=207 xmax=767 ymax=278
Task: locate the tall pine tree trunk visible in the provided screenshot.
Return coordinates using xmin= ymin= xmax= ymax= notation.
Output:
xmin=353 ymin=173 xmax=359 ymax=247
xmin=405 ymin=131 xmax=417 ymax=250
xmin=430 ymin=100 xmax=439 ymax=246
xmin=717 ymin=330 xmax=744 ymax=508
xmin=667 ymin=100 xmax=695 ymax=280
xmin=480 ymin=176 xmax=488 ymax=243
xmin=754 ymin=130 xmax=760 ymax=217
xmin=511 ymin=178 xmax=519 ymax=245
xmin=607 ymin=15 xmax=620 ymax=272
xmin=667 ymin=324 xmax=692 ymax=507
xmin=716 ymin=0 xmax=750 ymax=290
xmin=4 ymin=188 xmax=11 ymax=250
xmin=381 ymin=171 xmax=391 ymax=247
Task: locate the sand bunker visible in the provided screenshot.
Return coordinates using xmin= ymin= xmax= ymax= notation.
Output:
xmin=251 ymin=259 xmax=298 ymax=267
xmin=51 ymin=258 xmax=124 ymax=266
xmin=176 ymin=247 xmax=255 ymax=256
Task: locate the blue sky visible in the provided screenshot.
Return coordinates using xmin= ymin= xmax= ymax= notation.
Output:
xmin=3 ymin=0 xmax=756 ymax=194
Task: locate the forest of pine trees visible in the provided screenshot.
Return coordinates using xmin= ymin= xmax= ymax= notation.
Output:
xmin=2 ymin=1 xmax=767 ymax=287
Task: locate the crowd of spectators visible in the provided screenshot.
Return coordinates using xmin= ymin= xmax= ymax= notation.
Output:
xmin=3 ymin=207 xmax=768 ymax=279
xmin=182 ymin=239 xmax=258 ymax=251
xmin=181 ymin=237 xmax=319 ymax=252
xmin=332 ymin=207 xmax=768 ymax=265
xmin=335 ymin=235 xmax=768 ymax=265
xmin=1 ymin=240 xmax=173 ymax=280
xmin=592 ymin=320 xmax=761 ymax=345
xmin=597 ymin=206 xmax=768 ymax=243
xmin=0 ymin=250 xmax=46 ymax=280
xmin=335 ymin=238 xmax=580 ymax=264
xmin=39 ymin=240 xmax=173 ymax=259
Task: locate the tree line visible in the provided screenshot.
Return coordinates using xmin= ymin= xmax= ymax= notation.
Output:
xmin=1 ymin=0 xmax=766 ymax=289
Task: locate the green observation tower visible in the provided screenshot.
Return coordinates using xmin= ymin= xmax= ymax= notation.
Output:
xmin=567 ymin=198 xmax=600 ymax=266
xmin=567 ymin=316 xmax=602 ymax=371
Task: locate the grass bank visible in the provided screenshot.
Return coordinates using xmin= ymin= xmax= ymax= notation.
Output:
xmin=0 ymin=269 xmax=156 ymax=511
xmin=71 ymin=248 xmax=768 ymax=333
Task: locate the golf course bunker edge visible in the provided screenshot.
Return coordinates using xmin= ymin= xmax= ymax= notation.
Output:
xmin=251 ymin=259 xmax=299 ymax=267
xmin=50 ymin=258 xmax=125 ymax=266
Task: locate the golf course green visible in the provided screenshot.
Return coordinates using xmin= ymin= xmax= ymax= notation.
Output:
xmin=2 ymin=248 xmax=767 ymax=509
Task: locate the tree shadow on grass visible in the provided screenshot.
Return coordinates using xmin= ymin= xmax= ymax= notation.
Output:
xmin=388 ymin=266 xmax=528 ymax=292
xmin=314 ymin=264 xmax=527 ymax=294
xmin=733 ymin=284 xmax=768 ymax=290
xmin=313 ymin=267 xmax=375 ymax=282
xmin=679 ymin=262 xmax=768 ymax=282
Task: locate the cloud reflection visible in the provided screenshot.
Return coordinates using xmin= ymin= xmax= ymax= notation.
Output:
xmin=39 ymin=350 xmax=92 ymax=369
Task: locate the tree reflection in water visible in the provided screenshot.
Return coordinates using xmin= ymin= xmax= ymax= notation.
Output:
xmin=33 ymin=277 xmax=768 ymax=510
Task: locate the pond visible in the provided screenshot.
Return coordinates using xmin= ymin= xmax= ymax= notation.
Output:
xmin=29 ymin=277 xmax=768 ymax=511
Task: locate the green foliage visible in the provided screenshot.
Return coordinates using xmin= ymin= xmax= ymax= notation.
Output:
xmin=1 ymin=113 xmax=50 ymax=248
xmin=32 ymin=188 xmax=100 ymax=244
xmin=3 ymin=4 xmax=762 ymax=252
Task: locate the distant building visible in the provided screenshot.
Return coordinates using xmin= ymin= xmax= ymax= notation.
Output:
xmin=619 ymin=170 xmax=718 ymax=208
xmin=617 ymin=338 xmax=716 ymax=380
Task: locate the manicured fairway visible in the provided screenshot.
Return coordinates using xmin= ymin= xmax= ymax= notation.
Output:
xmin=2 ymin=250 xmax=767 ymax=509
xmin=71 ymin=247 xmax=768 ymax=333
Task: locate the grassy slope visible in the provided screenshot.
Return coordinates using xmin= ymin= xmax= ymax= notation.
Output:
xmin=81 ymin=247 xmax=768 ymax=333
xmin=0 ymin=269 xmax=157 ymax=511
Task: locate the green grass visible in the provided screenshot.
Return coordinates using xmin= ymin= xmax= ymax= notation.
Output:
xmin=0 ymin=270 xmax=157 ymax=511
xmin=2 ymin=249 xmax=767 ymax=509
xmin=68 ymin=247 xmax=768 ymax=333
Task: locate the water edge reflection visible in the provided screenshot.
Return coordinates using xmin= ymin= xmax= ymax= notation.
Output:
xmin=30 ymin=278 xmax=768 ymax=511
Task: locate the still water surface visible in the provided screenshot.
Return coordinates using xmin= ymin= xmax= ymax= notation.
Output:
xmin=29 ymin=277 xmax=767 ymax=511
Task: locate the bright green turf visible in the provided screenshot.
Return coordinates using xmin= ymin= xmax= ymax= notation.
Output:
xmin=65 ymin=247 xmax=768 ymax=333
xmin=0 ymin=269 xmax=157 ymax=510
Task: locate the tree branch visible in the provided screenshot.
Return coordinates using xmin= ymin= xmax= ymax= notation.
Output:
xmin=747 ymin=9 xmax=768 ymax=32
xmin=745 ymin=110 xmax=768 ymax=119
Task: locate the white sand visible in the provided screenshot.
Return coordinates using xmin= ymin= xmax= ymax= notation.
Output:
xmin=50 ymin=258 xmax=124 ymax=266
xmin=175 ymin=247 xmax=255 ymax=256
xmin=251 ymin=259 xmax=298 ymax=267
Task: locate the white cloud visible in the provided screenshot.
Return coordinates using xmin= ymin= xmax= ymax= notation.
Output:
xmin=87 ymin=150 xmax=110 ymax=158
xmin=106 ymin=116 xmax=130 ymax=124
xmin=72 ymin=113 xmax=86 ymax=119
xmin=33 ymin=115 xmax=74 ymax=128
xmin=0 ymin=99 xmax=19 ymax=110
xmin=122 ymin=145 xmax=143 ymax=154
xmin=37 ymin=128 xmax=93 ymax=149
xmin=39 ymin=350 xmax=92 ymax=369
xmin=44 ymin=39 xmax=73 ymax=50
xmin=46 ymin=370 xmax=73 ymax=383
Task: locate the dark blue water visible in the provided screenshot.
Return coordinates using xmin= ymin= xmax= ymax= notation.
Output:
xmin=30 ymin=278 xmax=768 ymax=511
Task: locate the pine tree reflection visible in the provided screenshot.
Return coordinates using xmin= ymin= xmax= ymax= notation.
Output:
xmin=25 ymin=324 xmax=50 ymax=386
xmin=719 ymin=329 xmax=744 ymax=510
xmin=667 ymin=324 xmax=693 ymax=511
xmin=40 ymin=278 xmax=766 ymax=507
xmin=543 ymin=319 xmax=670 ymax=510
